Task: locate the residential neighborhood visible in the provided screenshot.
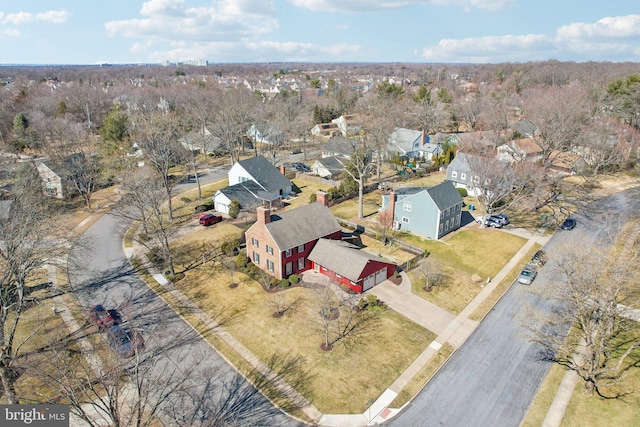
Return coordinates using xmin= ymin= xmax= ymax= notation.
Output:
xmin=1 ymin=60 xmax=640 ymax=427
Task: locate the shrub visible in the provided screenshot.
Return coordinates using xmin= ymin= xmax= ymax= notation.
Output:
xmin=288 ymin=274 xmax=299 ymax=284
xmin=181 ymin=196 xmax=191 ymax=203
xmin=228 ymin=199 xmax=240 ymax=219
xmin=456 ymin=187 xmax=468 ymax=197
xmin=279 ymin=279 xmax=290 ymax=288
xmin=235 ymin=252 xmax=249 ymax=269
xmin=309 ymin=193 xmax=317 ymax=203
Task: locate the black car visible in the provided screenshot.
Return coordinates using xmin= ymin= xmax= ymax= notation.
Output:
xmin=293 ymin=162 xmax=310 ymax=172
xmin=106 ymin=325 xmax=142 ymax=358
xmin=561 ymin=217 xmax=576 ymax=230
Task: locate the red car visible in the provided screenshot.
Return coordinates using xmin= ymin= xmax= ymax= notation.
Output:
xmin=89 ymin=305 xmax=116 ymax=330
xmin=199 ymin=213 xmax=222 ymax=226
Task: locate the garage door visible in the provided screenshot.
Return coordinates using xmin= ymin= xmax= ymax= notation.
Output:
xmin=375 ymin=268 xmax=388 ymax=284
xmin=363 ymin=274 xmax=375 ymax=291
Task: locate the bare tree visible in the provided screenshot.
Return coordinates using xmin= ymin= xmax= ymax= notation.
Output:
xmin=130 ymin=109 xmax=188 ymax=220
xmin=0 ymin=173 xmax=70 ymax=403
xmin=334 ymin=138 xmax=377 ymax=219
xmin=463 ymin=153 xmax=540 ymax=225
xmin=308 ymin=287 xmax=378 ymax=351
xmin=528 ymin=236 xmax=640 ymax=398
xmin=268 ymin=294 xmax=301 ymax=318
xmin=579 ymin=116 xmax=635 ymax=175
xmin=420 ymin=256 xmax=443 ymax=292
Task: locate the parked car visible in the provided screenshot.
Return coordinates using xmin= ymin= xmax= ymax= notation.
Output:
xmin=89 ymin=304 xmax=116 ymax=331
xmin=105 ymin=325 xmax=140 ymax=358
xmin=561 ymin=217 xmax=576 ymax=230
xmin=199 ymin=213 xmax=222 ymax=226
xmin=484 ymin=217 xmax=504 ymax=228
xmin=531 ymin=249 xmax=547 ymax=266
xmin=491 ymin=213 xmax=510 ymax=225
xmin=292 ymin=162 xmax=310 ymax=172
xmin=517 ymin=264 xmax=538 ymax=285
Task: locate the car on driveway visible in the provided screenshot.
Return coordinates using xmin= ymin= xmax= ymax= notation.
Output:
xmin=491 ymin=213 xmax=510 ymax=225
xmin=89 ymin=304 xmax=116 ymax=331
xmin=531 ymin=249 xmax=547 ymax=266
xmin=199 ymin=213 xmax=222 ymax=226
xmin=106 ymin=325 xmax=142 ymax=358
xmin=561 ymin=217 xmax=576 ymax=230
xmin=485 ymin=217 xmax=504 ymax=228
xmin=292 ymin=162 xmax=310 ymax=172
xmin=517 ymin=264 xmax=538 ymax=285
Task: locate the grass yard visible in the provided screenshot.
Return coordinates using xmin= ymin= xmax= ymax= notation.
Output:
xmin=330 ymin=192 xmax=382 ymax=220
xmin=400 ymin=228 xmax=526 ymax=313
xmin=287 ymin=178 xmax=332 ymax=209
xmin=170 ymin=227 xmax=435 ymax=414
xmin=359 ymin=234 xmax=417 ymax=266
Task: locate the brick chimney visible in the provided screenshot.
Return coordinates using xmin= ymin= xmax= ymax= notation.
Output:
xmin=280 ymin=165 xmax=286 ymax=175
xmin=388 ymin=191 xmax=396 ymax=223
xmin=257 ymin=206 xmax=271 ymax=225
xmin=421 ymin=130 xmax=427 ymax=146
xmin=317 ymin=190 xmax=328 ymax=207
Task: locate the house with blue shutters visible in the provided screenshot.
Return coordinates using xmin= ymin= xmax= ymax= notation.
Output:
xmin=378 ymin=181 xmax=464 ymax=240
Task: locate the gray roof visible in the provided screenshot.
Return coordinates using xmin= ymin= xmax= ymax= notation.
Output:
xmin=314 ymin=156 xmax=345 ymax=174
xmin=324 ymin=136 xmax=358 ymax=157
xmin=308 ymin=238 xmax=395 ymax=282
xmin=265 ymin=202 xmax=341 ymax=250
xmin=237 ymin=155 xmax=293 ymax=194
xmin=217 ymin=181 xmax=278 ymax=210
xmin=426 ymin=181 xmax=464 ymax=210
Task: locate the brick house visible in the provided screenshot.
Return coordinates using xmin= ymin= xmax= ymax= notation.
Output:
xmin=308 ymin=239 xmax=396 ymax=293
xmin=244 ymin=191 xmax=342 ymax=280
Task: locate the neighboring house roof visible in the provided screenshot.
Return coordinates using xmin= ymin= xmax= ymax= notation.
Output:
xmin=510 ymin=119 xmax=537 ymax=138
xmin=308 ymin=238 xmax=394 ymax=283
xmin=324 ymin=136 xmax=357 ymax=157
xmin=236 ymin=155 xmax=293 ymax=194
xmin=265 ymin=202 xmax=341 ymax=250
xmin=548 ymin=150 xmax=587 ymax=172
xmin=511 ymin=138 xmax=542 ymax=155
xmin=312 ymin=156 xmax=344 ymax=177
xmin=431 ymin=132 xmax=460 ymax=145
xmin=216 ymin=181 xmax=278 ymax=209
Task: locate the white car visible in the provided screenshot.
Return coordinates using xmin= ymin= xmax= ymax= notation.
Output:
xmin=517 ymin=264 xmax=538 ymax=285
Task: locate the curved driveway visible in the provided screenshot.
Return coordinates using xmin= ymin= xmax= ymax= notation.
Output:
xmin=68 ymin=167 xmax=301 ymax=426
xmin=387 ymin=186 xmax=640 ymax=427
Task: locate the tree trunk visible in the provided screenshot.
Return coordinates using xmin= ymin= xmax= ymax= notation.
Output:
xmin=358 ymin=180 xmax=364 ymax=219
xmin=0 ymin=365 xmax=19 ymax=404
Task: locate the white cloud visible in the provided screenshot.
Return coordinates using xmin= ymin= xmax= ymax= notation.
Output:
xmin=421 ymin=14 xmax=640 ymax=63
xmin=557 ymin=14 xmax=640 ymax=39
xmin=0 ymin=10 xmax=70 ymax=25
xmin=287 ymin=0 xmax=512 ymax=13
xmin=106 ymin=0 xmax=278 ymax=42
xmin=0 ymin=28 xmax=21 ymax=37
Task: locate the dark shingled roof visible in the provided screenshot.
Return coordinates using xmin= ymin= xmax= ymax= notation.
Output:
xmin=237 ymin=155 xmax=292 ymax=194
xmin=218 ymin=181 xmax=278 ymax=210
xmin=308 ymin=238 xmax=395 ymax=282
xmin=265 ymin=203 xmax=341 ymax=250
xmin=426 ymin=181 xmax=464 ymax=211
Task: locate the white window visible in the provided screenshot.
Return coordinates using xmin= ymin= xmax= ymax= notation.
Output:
xmin=297 ymin=257 xmax=305 ymax=270
xmin=402 ymin=216 xmax=410 ymax=223
xmin=403 ymin=202 xmax=412 ymax=212
xmin=297 ymin=244 xmax=305 ymax=253
xmin=251 ymin=237 xmax=259 ymax=247
xmin=285 ymin=262 xmax=293 ymax=275
xmin=445 ymin=219 xmax=449 ymax=231
xmin=267 ymin=260 xmax=274 ymax=272
xmin=285 ymin=249 xmax=292 ymax=258
xmin=451 ymin=170 xmax=458 ymax=178
xmin=461 ymin=172 xmax=467 ymax=180
xmin=266 ymin=245 xmax=274 ymax=255
xmin=252 ymin=252 xmax=260 ymax=264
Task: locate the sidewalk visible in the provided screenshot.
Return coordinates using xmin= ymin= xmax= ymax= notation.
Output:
xmin=129 ymin=221 xmax=557 ymax=427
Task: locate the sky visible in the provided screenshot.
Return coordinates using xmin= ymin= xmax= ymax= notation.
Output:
xmin=0 ymin=0 xmax=638 ymax=65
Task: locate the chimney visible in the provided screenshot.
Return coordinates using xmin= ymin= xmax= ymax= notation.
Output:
xmin=317 ymin=190 xmax=328 ymax=207
xmin=257 ymin=206 xmax=271 ymax=225
xmin=280 ymin=165 xmax=286 ymax=175
xmin=389 ymin=191 xmax=396 ymax=224
xmin=421 ymin=130 xmax=427 ymax=146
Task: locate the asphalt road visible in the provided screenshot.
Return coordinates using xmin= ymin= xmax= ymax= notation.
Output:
xmin=387 ymin=185 xmax=640 ymax=427
xmin=67 ymin=165 xmax=301 ymax=426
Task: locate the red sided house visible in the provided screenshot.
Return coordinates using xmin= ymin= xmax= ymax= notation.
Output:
xmin=244 ymin=192 xmax=396 ymax=293
xmin=245 ymin=196 xmax=342 ymax=281
xmin=308 ymin=239 xmax=396 ymax=293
